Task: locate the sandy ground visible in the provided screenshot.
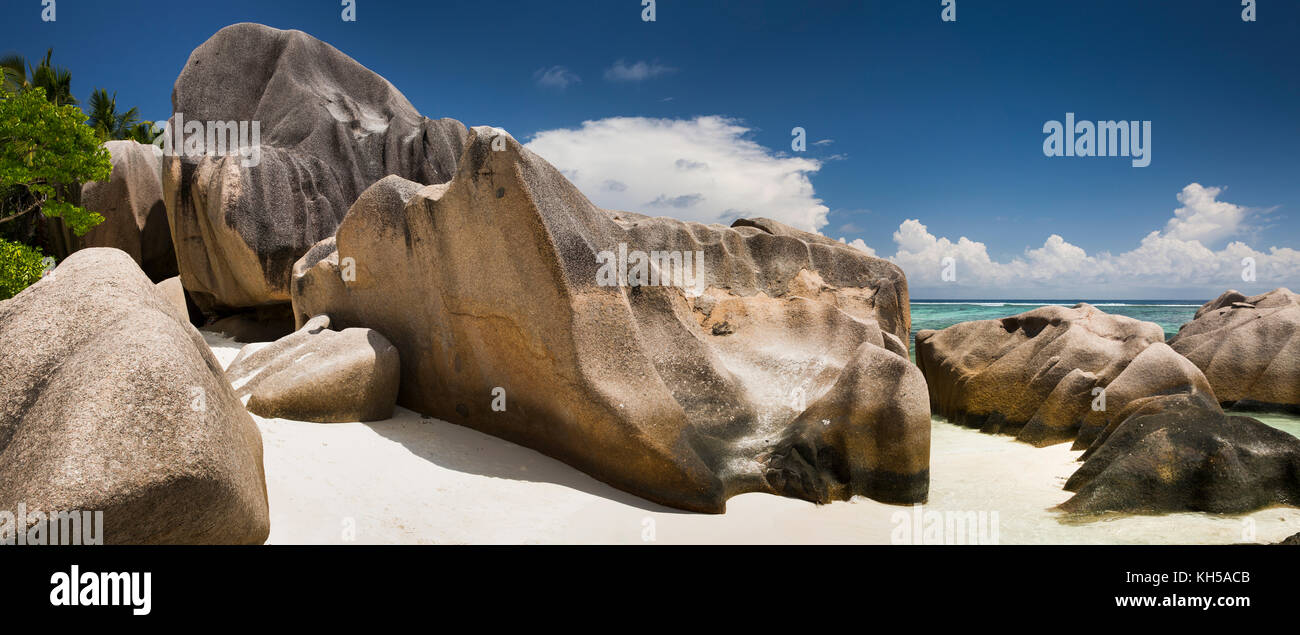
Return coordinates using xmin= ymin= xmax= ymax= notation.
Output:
xmin=204 ymin=332 xmax=1300 ymax=545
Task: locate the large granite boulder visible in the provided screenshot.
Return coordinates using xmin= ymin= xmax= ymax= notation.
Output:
xmin=915 ymin=303 xmax=1164 ymax=446
xmin=226 ymin=315 xmax=400 ymax=422
xmin=0 ymin=248 xmax=269 ymax=544
xmin=1062 ymin=386 xmax=1300 ymax=515
xmin=1169 ymin=288 xmax=1300 ymax=412
xmin=163 ymin=23 xmax=467 ymax=312
xmin=290 ymin=127 xmax=925 ymax=513
xmin=74 ymin=140 xmax=176 ymax=282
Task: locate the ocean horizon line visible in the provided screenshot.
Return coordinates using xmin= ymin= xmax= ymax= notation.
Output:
xmin=910 ymin=300 xmax=1206 ymax=306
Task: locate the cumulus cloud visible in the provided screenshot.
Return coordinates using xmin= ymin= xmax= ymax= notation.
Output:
xmin=525 ymin=116 xmax=829 ymax=231
xmin=838 ymin=237 xmax=877 ymax=257
xmin=534 ymin=66 xmax=581 ymax=89
xmin=878 ymin=185 xmax=1297 ymax=297
xmin=1162 ymin=183 xmax=1252 ymax=245
xmin=604 ymin=60 xmax=676 ymax=82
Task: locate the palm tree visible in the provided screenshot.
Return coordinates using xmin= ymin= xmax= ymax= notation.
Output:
xmin=129 ymin=121 xmax=164 ymax=145
xmin=86 ymin=88 xmax=141 ymax=140
xmin=1 ymin=53 xmax=29 ymax=94
xmin=0 ymin=49 xmax=76 ymax=105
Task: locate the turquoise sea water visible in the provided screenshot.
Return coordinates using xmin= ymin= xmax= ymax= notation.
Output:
xmin=908 ymin=299 xmax=1300 ymax=436
xmin=909 ymin=299 xmax=1201 ymax=349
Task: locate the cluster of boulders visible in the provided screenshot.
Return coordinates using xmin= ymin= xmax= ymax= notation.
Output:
xmin=0 ymin=22 xmax=931 ymax=527
xmin=2 ymin=21 xmax=1297 ymax=540
xmin=917 ymin=298 xmax=1300 ymax=514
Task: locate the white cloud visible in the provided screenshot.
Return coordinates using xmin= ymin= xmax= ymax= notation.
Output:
xmin=838 ymin=237 xmax=876 ymax=257
xmin=604 ymin=60 xmax=675 ymax=82
xmin=877 ymin=185 xmax=1298 ymax=298
xmin=1162 ymin=183 xmax=1252 ymax=245
xmin=525 ymin=116 xmax=829 ymax=231
xmin=534 ymin=66 xmax=581 ymax=89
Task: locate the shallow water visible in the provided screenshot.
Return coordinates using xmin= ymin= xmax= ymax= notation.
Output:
xmin=923 ymin=417 xmax=1300 ymax=544
xmin=1250 ymin=412 xmax=1300 ymax=439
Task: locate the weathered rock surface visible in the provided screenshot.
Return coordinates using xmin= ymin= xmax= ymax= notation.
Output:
xmin=1071 ymin=343 xmax=1219 ymax=447
xmin=155 ymin=276 xmax=204 ymax=326
xmin=226 ymin=315 xmax=400 ymax=422
xmin=291 ymin=127 xmax=925 ymax=512
xmin=74 ymin=140 xmax=176 ymax=282
xmin=163 ymin=23 xmax=467 ymax=312
xmin=0 ymin=248 xmax=269 ymax=544
xmin=1058 ymin=343 xmax=1300 ymax=515
xmin=915 ymin=303 xmax=1165 ymax=447
xmin=1062 ymin=391 xmax=1300 ymax=515
xmin=1169 ymin=288 xmax=1300 ymax=412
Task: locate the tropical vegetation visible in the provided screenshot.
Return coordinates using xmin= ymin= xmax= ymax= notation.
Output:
xmin=0 ymin=47 xmax=152 ymax=298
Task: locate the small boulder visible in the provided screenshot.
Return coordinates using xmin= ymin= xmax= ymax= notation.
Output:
xmin=225 ymin=315 xmax=400 ymax=423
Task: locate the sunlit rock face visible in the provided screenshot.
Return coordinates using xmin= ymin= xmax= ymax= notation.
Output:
xmin=915 ymin=303 xmax=1165 ymax=448
xmin=0 ymin=249 xmax=269 ymax=544
xmin=162 ymin=23 xmax=466 ymax=313
xmin=291 ymin=128 xmax=927 ymax=513
xmin=1169 ymin=288 xmax=1300 ymax=412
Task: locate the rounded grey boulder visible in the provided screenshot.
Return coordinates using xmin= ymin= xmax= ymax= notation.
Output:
xmin=0 ymin=248 xmax=270 ymax=544
xmin=225 ymin=315 xmax=400 ymax=423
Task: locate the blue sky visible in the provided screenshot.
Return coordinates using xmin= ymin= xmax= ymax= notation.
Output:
xmin=7 ymin=0 xmax=1298 ymax=298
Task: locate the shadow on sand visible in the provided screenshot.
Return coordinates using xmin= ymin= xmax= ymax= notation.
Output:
xmin=365 ymin=407 xmax=695 ymax=515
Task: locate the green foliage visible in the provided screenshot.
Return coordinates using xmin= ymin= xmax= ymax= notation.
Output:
xmin=129 ymin=121 xmax=164 ymax=145
xmin=0 ymin=87 xmax=112 ymax=236
xmin=87 ymin=87 xmax=146 ymax=142
xmin=0 ymin=237 xmax=48 ymax=300
xmin=1 ymin=49 xmax=76 ymax=106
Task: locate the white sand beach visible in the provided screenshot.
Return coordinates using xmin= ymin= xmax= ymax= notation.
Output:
xmin=204 ymin=332 xmax=1300 ymax=545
